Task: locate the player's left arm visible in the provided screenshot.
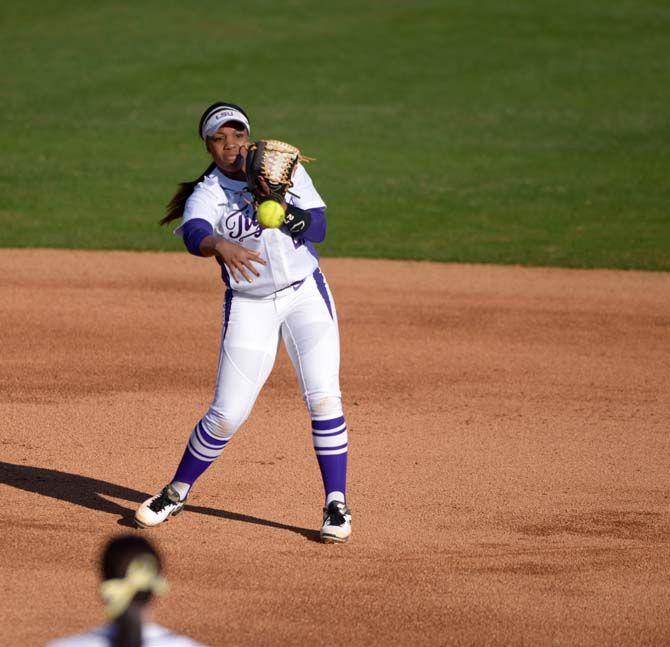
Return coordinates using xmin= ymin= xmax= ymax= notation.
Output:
xmin=284 ymin=205 xmax=326 ymax=242
xmin=284 ymin=164 xmax=327 ymax=242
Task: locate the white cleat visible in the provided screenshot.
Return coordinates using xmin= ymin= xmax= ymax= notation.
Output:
xmin=135 ymin=484 xmax=186 ymax=528
xmin=320 ymin=501 xmax=352 ymax=544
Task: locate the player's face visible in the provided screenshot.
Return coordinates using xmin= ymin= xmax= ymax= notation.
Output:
xmin=207 ymin=123 xmax=250 ymax=174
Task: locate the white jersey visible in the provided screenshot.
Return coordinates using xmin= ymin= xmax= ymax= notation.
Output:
xmin=175 ymin=163 xmax=326 ymax=297
xmin=45 ymin=621 xmax=206 ymax=647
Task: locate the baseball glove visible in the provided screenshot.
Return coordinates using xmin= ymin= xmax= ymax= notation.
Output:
xmin=245 ymin=139 xmax=307 ymax=203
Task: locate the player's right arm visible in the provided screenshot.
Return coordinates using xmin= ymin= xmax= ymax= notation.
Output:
xmin=178 ymin=177 xmax=265 ymax=283
xmin=199 ymin=233 xmax=266 ymax=284
xmin=181 ymin=219 xmax=265 ymax=283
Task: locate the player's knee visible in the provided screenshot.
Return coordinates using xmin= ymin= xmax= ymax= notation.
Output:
xmin=201 ymin=407 xmax=245 ymax=440
xmin=307 ymin=395 xmax=342 ymax=419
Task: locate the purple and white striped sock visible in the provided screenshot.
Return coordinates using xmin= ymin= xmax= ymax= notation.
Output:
xmin=171 ymin=420 xmax=230 ymax=496
xmin=312 ymin=415 xmax=348 ymax=505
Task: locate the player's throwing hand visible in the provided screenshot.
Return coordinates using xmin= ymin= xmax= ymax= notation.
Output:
xmin=202 ymin=236 xmax=266 ymax=284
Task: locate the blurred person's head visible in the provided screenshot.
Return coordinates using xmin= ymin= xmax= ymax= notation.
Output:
xmin=100 ymin=534 xmax=167 ymax=647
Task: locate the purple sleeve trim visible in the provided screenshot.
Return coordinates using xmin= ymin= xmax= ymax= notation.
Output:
xmin=303 ymin=207 xmax=327 ymax=243
xmin=182 ymin=218 xmax=214 ymax=256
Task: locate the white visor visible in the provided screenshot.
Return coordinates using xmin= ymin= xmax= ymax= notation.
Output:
xmin=201 ymin=108 xmax=250 ymax=139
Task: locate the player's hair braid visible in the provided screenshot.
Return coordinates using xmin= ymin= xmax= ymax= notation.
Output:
xmin=113 ymin=602 xmax=143 ymax=647
xmin=161 ymin=162 xmax=216 ymax=225
xmin=101 ymin=535 xmax=163 ymax=647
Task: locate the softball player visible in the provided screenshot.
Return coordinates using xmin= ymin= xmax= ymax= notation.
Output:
xmin=46 ymin=534 xmax=205 ymax=647
xmin=135 ymin=102 xmax=351 ymax=543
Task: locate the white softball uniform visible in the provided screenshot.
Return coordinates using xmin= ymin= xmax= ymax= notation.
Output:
xmin=194 ymin=269 xmax=342 ymax=451
xmin=176 ymin=163 xmax=326 ymax=297
xmin=175 ymin=164 xmax=343 ymax=453
xmin=45 ymin=622 xmax=206 ymax=647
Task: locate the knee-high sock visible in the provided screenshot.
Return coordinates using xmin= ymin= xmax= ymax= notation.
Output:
xmin=172 ymin=420 xmax=230 ymax=489
xmin=312 ymin=415 xmax=348 ymax=504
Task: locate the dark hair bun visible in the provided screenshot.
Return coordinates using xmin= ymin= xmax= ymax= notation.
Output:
xmin=102 ymin=534 xmax=161 ymax=581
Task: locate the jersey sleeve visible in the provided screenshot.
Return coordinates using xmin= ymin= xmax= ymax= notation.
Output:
xmin=173 ymin=177 xmax=222 ymax=236
xmin=286 ymin=164 xmax=326 ymax=210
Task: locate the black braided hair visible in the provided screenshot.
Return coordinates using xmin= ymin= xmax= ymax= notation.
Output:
xmin=101 ymin=534 xmax=163 ymax=647
xmin=161 ymin=161 xmax=216 ymax=225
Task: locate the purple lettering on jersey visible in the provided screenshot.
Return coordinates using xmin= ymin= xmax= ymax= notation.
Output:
xmin=225 ymin=204 xmax=262 ymax=241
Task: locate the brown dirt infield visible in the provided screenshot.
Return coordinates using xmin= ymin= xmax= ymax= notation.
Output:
xmin=1 ymin=249 xmax=669 ymax=646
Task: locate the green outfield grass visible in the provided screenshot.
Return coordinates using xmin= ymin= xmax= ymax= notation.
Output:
xmin=1 ymin=1 xmax=669 ymax=269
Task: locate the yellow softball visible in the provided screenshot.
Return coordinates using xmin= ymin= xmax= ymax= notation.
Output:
xmin=256 ymin=200 xmax=285 ymax=229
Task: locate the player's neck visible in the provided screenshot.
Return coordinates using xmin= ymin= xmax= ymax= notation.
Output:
xmin=219 ymin=167 xmax=246 ymax=182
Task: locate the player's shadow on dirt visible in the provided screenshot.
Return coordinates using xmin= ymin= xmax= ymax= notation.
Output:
xmin=0 ymin=461 xmax=320 ymax=542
